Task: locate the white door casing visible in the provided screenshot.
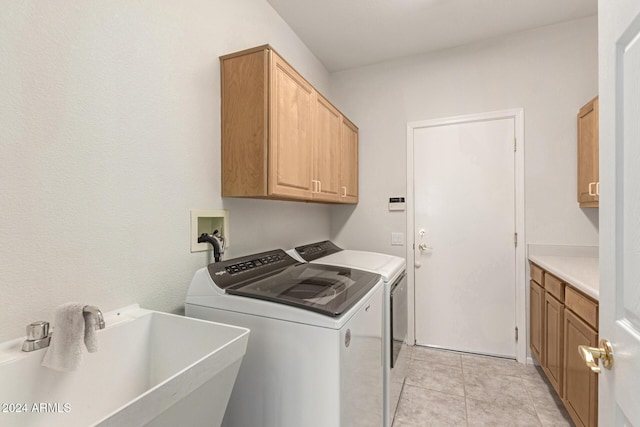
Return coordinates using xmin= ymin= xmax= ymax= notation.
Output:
xmin=406 ymin=109 xmax=526 ymax=362
xmin=599 ymin=0 xmax=640 ymax=425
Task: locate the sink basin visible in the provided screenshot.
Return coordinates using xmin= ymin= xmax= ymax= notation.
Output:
xmin=0 ymin=305 xmax=249 ymax=427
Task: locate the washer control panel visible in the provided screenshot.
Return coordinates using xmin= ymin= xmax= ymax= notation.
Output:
xmin=223 ymin=253 xmax=284 ymax=275
xmin=207 ymin=249 xmax=296 ymax=290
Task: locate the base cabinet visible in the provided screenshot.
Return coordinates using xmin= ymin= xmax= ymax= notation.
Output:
xmin=529 ymin=262 xmax=598 ymax=426
xmin=529 ymin=280 xmax=544 ymax=364
xmin=543 ymin=292 xmax=564 ymax=396
xmin=563 ymin=309 xmax=598 ymax=427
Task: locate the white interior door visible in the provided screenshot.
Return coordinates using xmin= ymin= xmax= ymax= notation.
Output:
xmin=598 ymin=1 xmax=640 ymax=425
xmin=413 ymin=117 xmax=516 ymax=358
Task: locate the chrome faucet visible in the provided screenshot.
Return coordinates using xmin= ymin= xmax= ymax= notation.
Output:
xmin=83 ymin=305 xmax=105 ymax=330
xmin=22 ymin=321 xmax=51 ymax=352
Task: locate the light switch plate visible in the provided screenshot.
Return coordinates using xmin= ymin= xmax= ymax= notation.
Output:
xmin=391 ymin=232 xmax=404 ymax=246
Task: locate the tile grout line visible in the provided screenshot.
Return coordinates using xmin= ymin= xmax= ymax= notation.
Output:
xmin=519 ymin=371 xmax=543 ymax=426
xmin=461 ymin=355 xmax=470 ymax=427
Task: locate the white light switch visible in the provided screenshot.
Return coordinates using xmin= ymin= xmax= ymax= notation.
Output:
xmin=391 ymin=232 xmax=404 ymax=246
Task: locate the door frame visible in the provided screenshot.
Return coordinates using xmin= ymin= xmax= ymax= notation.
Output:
xmin=406 ymin=109 xmax=526 ymax=363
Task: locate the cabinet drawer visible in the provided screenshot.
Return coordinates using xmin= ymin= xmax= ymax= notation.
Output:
xmin=530 ymin=263 xmax=544 ymax=286
xmin=565 ymin=286 xmax=598 ymax=330
xmin=545 ymin=273 xmax=565 ymax=302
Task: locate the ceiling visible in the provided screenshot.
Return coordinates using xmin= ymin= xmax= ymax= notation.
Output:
xmin=266 ymin=0 xmax=598 ymax=72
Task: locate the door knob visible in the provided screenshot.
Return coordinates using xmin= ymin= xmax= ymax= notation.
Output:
xmin=418 ymin=243 xmax=432 ymax=252
xmin=578 ymin=339 xmax=613 ymax=373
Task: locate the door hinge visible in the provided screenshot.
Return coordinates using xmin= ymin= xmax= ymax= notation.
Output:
xmin=514 ymin=137 xmax=517 ymax=152
xmin=515 ymin=326 xmax=519 ymax=342
xmin=514 ymin=232 xmax=518 ymax=247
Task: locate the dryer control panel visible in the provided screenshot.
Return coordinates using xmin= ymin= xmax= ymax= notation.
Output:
xmin=294 ymin=240 xmax=342 ymax=262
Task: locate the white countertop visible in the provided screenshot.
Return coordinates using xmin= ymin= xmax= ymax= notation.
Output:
xmin=528 ymin=245 xmax=599 ymax=300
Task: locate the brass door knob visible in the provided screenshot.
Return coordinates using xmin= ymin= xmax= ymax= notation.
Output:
xmin=578 ymin=339 xmax=613 ymax=373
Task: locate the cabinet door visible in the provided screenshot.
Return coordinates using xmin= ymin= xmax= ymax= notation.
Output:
xmin=530 ymin=280 xmax=545 ymax=365
xmin=563 ymin=308 xmax=598 ymax=427
xmin=543 ymin=293 xmax=564 ymax=396
xmin=577 ymin=97 xmax=599 ymax=207
xmin=313 ymin=94 xmax=341 ymax=202
xmin=339 ymin=118 xmax=359 ymax=203
xmin=268 ymin=52 xmax=314 ymax=199
xmin=221 ymin=48 xmax=269 ymax=197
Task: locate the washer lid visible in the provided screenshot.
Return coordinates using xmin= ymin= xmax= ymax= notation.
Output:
xmin=311 ymin=250 xmax=406 ymax=283
xmin=226 ymin=263 xmax=381 ymax=317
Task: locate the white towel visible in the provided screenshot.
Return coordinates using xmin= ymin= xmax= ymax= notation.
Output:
xmin=42 ymin=303 xmax=99 ymax=371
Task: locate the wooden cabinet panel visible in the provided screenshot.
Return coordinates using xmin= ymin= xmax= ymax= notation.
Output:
xmin=530 ymin=280 xmax=545 ymax=364
xmin=529 ymin=262 xmax=598 ymax=425
xmin=313 ymin=94 xmax=341 ymax=202
xmin=564 ymin=308 xmax=598 ymax=427
xmin=543 ymin=292 xmax=564 ymax=396
xmin=268 ymin=52 xmax=315 ymax=199
xmin=339 ymin=118 xmax=358 ymax=203
xmin=221 ymin=49 xmax=268 ymax=197
xmin=577 ymin=96 xmax=599 ymax=208
xmin=530 ymin=263 xmax=544 ymax=286
xmin=220 ymin=45 xmax=358 ymax=204
xmin=544 ymin=273 xmax=565 ymax=302
xmin=565 ymin=287 xmax=598 ymax=330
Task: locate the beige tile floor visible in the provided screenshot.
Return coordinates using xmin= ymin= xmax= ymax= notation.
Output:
xmin=393 ymin=346 xmax=575 ymax=427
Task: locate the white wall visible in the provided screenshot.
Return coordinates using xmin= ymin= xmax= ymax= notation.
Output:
xmin=0 ymin=0 xmax=332 ymax=342
xmin=329 ymin=16 xmax=599 ymax=257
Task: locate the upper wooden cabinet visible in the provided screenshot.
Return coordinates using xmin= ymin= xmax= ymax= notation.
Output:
xmin=221 ymin=45 xmax=358 ymax=204
xmin=269 ymin=52 xmax=315 ymax=199
xmin=313 ymin=94 xmax=342 ymax=202
xmin=340 ymin=118 xmax=359 ymax=203
xmin=577 ymin=96 xmax=599 ymax=208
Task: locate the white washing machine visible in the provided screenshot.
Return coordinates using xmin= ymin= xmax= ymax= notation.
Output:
xmin=289 ymin=241 xmax=408 ymax=427
xmin=185 ymin=249 xmax=385 ymax=427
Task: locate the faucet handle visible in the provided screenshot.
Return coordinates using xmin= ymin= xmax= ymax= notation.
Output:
xmin=22 ymin=321 xmax=51 ymax=352
xmin=26 ymin=321 xmax=49 ymax=340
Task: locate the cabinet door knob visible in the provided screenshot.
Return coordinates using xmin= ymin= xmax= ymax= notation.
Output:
xmin=578 ymin=339 xmax=613 ymax=373
xmin=588 ymin=182 xmax=596 ymax=196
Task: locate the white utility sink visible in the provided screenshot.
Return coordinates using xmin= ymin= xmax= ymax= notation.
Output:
xmin=0 ymin=305 xmax=249 ymax=427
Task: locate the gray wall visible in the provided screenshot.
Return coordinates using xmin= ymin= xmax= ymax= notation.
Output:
xmin=0 ymin=0 xmax=332 ymax=342
xmin=0 ymin=4 xmax=600 ymax=344
xmin=329 ymin=16 xmax=599 ymax=256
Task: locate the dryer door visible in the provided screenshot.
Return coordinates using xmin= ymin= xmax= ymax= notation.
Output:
xmin=390 ymin=272 xmax=408 ymax=368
